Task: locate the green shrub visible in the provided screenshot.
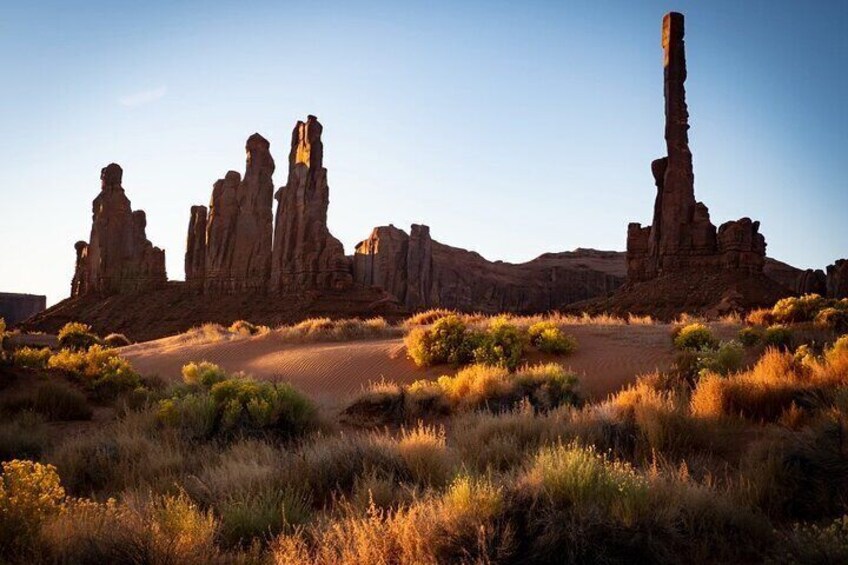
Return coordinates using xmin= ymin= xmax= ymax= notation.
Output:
xmin=772 ymin=294 xmax=825 ymax=324
xmin=181 ymin=360 xmax=228 ymax=388
xmin=33 ymin=381 xmax=92 ymax=421
xmin=473 ymin=317 xmax=527 ymax=371
xmin=48 ymin=345 xmax=141 ymax=399
xmin=405 ymin=315 xmax=480 ymax=367
xmin=12 ymin=346 xmax=51 ymax=369
xmin=0 ymin=460 xmax=66 ymax=559
xmin=57 ymin=322 xmax=100 ymax=350
xmin=764 ymin=325 xmax=793 ymax=350
xmin=816 ymin=307 xmax=848 ymax=333
xmin=217 ymin=486 xmax=311 ymax=547
xmin=697 ymin=341 xmax=745 ymax=376
xmin=102 ymin=333 xmax=131 ymax=348
xmin=738 ymin=327 xmax=764 ymax=347
xmin=673 ymin=323 xmax=718 ymax=350
xmin=528 ymin=321 xmax=578 ymax=355
xmin=158 ymin=366 xmax=317 ymax=440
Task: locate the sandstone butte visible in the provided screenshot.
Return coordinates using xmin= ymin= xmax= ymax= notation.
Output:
xmin=22 ymin=12 xmax=846 ymax=340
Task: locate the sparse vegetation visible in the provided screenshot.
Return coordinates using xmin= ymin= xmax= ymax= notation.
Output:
xmin=48 ymin=345 xmax=141 ymax=399
xmin=57 ymin=322 xmax=100 ymax=350
xmin=102 ymin=332 xmax=131 ymax=347
xmin=673 ymin=322 xmax=718 ymax=350
xmin=528 ymin=320 xmax=578 ymax=355
xmin=12 ymin=346 xmax=51 ymax=370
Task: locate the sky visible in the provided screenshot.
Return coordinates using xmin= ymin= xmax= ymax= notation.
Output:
xmin=1 ymin=0 xmax=846 ymax=307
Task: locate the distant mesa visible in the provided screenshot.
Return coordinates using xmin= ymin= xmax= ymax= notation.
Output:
xmin=0 ymin=292 xmax=46 ymax=325
xmin=24 ymin=12 xmax=847 ymax=338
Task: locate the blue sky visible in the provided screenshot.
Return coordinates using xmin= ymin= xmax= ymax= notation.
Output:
xmin=1 ymin=0 xmax=846 ymax=306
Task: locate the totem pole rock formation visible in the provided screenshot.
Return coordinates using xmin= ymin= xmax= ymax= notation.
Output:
xmin=70 ymin=163 xmax=166 ymax=297
xmin=827 ymin=259 xmax=848 ymax=299
xmin=626 ymin=12 xmax=766 ymax=282
xmin=271 ymin=116 xmax=352 ymax=291
xmin=200 ymin=134 xmax=275 ymax=293
xmin=353 ymin=224 xmax=624 ymax=312
xmin=184 ymin=205 xmax=207 ymax=289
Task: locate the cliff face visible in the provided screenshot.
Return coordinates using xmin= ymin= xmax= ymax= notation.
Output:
xmin=0 ymin=293 xmax=46 ymax=325
xmin=271 ymin=116 xmax=353 ymax=291
xmin=626 ymin=13 xmax=766 ymax=282
xmin=354 ymin=224 xmax=625 ymax=313
xmin=828 ymin=260 xmax=848 ymax=299
xmin=71 ymin=163 xmax=166 ymax=297
xmin=200 ymin=134 xmax=276 ymax=293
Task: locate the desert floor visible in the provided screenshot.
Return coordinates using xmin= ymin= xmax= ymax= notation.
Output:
xmin=122 ymin=323 xmax=740 ymax=410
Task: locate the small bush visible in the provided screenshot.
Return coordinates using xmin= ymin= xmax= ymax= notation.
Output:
xmin=528 ymin=321 xmax=577 ymax=355
xmin=673 ymin=323 xmax=718 ymax=350
xmin=764 ymin=325 xmax=793 ymax=350
xmin=48 ymin=345 xmax=142 ymax=399
xmin=772 ymin=294 xmax=825 ymax=324
xmin=12 ymin=346 xmax=51 ymax=369
xmin=57 ymin=322 xmax=100 ymax=350
xmin=33 ymin=381 xmax=93 ymax=421
xmin=738 ymin=326 xmax=764 ymax=347
xmin=229 ymin=320 xmax=260 ymax=336
xmin=405 ymin=315 xmax=479 ymax=367
xmin=159 ymin=366 xmax=317 ymax=440
xmin=181 ymin=360 xmax=228 ymax=388
xmin=405 ymin=309 xmax=455 ymax=326
xmin=816 ymin=307 xmax=848 ymax=333
xmin=473 ymin=317 xmax=527 ymax=371
xmin=0 ymin=460 xmax=66 ymax=558
xmin=747 ymin=308 xmax=774 ymax=327
xmin=697 ymin=341 xmax=745 ymax=376
xmin=103 ymin=333 xmax=131 ymax=347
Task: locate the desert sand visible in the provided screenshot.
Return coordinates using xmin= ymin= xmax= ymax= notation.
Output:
xmin=122 ymin=323 xmax=716 ymax=409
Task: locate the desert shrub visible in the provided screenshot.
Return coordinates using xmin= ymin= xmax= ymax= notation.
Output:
xmin=181 ymin=360 xmax=229 ymax=388
xmin=12 ymin=346 xmax=51 ymax=369
xmin=47 ymin=345 xmax=141 ymax=399
xmin=473 ymin=317 xmax=527 ymax=371
xmin=158 ymin=369 xmax=317 ymax=440
xmin=0 ymin=317 xmax=5 ymax=350
xmin=519 ymin=441 xmax=650 ymax=520
xmin=697 ymin=340 xmax=745 ymax=376
xmin=57 ymin=321 xmax=100 ymax=350
xmin=764 ymin=324 xmax=793 ymax=350
xmin=738 ymin=326 xmax=764 ymax=347
xmin=277 ymin=317 xmax=398 ymax=343
xmin=817 ymin=307 xmax=848 ymax=333
xmin=742 ymin=415 xmax=848 ymax=520
xmin=32 ymin=381 xmax=92 ymax=421
xmin=673 ymin=323 xmax=718 ymax=350
xmin=0 ymin=412 xmax=50 ymax=461
xmin=776 ymin=515 xmax=848 ymax=563
xmin=102 ymin=332 xmax=131 ymax=347
xmin=42 ymin=492 xmax=219 ymax=564
xmin=217 ymin=486 xmax=310 ymax=548
xmin=528 ymin=321 xmax=577 ymax=355
xmin=397 ymin=423 xmax=457 ymax=487
xmin=405 ymin=309 xmax=456 ymax=327
xmin=405 ymin=315 xmax=480 ymax=367
xmin=747 ymin=308 xmax=775 ymax=327
xmin=229 ymin=319 xmax=260 ymax=336
xmin=772 ymin=294 xmax=826 ymax=324
xmin=0 ymin=460 xmax=66 ymax=559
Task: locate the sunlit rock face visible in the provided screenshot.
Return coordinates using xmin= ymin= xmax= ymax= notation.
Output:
xmin=271 ymin=115 xmax=353 ymax=291
xmin=199 ymin=133 xmax=275 ymax=293
xmin=626 ymin=12 xmax=767 ymax=283
xmin=71 ymin=163 xmax=166 ymax=297
xmin=353 ymin=224 xmax=625 ymax=312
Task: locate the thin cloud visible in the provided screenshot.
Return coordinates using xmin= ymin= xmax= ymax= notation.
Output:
xmin=119 ymin=85 xmax=167 ymax=108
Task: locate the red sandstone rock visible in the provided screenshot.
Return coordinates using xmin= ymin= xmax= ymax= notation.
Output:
xmin=202 ymin=134 xmax=275 ymax=293
xmin=271 ymin=116 xmax=352 ymax=291
xmin=185 ymin=205 xmax=207 ymax=288
xmin=827 ymin=260 xmax=848 ymax=298
xmin=354 ymin=224 xmax=624 ymax=312
xmin=626 ymin=13 xmax=767 ymax=282
xmin=71 ymin=163 xmax=166 ymax=296
xmin=795 ymin=269 xmax=827 ymax=296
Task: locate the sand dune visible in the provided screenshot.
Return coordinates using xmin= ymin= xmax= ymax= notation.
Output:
xmin=122 ymin=324 xmax=695 ymax=410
